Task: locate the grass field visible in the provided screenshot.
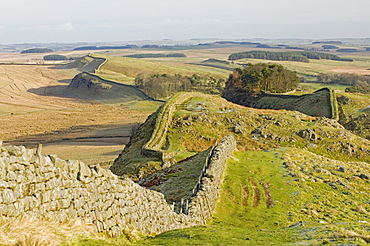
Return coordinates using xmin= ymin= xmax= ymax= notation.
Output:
xmin=93 ymin=54 xmax=230 ymax=85
xmin=88 ymin=47 xmax=370 ymax=94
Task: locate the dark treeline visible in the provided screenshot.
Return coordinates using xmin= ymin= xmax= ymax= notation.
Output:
xmin=256 ymin=44 xmax=282 ymax=49
xmin=225 ymin=63 xmax=299 ymax=93
xmin=43 ymin=54 xmax=68 ymax=60
xmin=312 ymin=41 xmax=343 ymax=45
xmin=213 ymin=41 xmax=261 ymax=45
xmin=316 ymin=73 xmax=370 ymax=94
xmin=322 ymin=45 xmax=339 ymax=49
xmin=229 ymin=51 xmax=309 ymax=62
xmin=135 ymin=73 xmax=225 ymax=98
xmin=21 ymin=48 xmax=53 ymax=54
xmin=73 ymin=45 xmax=137 ymax=51
xmin=336 ymin=48 xmax=358 ymax=53
xmin=124 ymin=53 xmax=186 ymax=59
xmin=141 ymin=45 xmax=175 ymax=49
xmin=299 ymin=51 xmax=353 ymax=61
xmin=285 ymin=46 xmax=306 ymax=50
xmin=228 ymin=50 xmax=353 ymax=62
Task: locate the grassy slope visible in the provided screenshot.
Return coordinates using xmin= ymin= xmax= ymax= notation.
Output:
xmin=233 ymin=56 xmax=370 ymax=79
xmin=92 ymin=54 xmax=230 ymax=85
xmin=137 ymin=148 xmax=370 ymax=245
xmin=80 ymin=93 xmax=369 ymax=245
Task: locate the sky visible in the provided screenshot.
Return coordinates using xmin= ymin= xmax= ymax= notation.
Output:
xmin=1 ymin=0 xmax=370 ymax=44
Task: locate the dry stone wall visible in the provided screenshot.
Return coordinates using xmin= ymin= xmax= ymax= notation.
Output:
xmin=187 ymin=135 xmax=236 ymax=220
xmin=0 ymin=134 xmax=236 ymax=237
xmin=141 ymin=92 xmax=204 ymax=164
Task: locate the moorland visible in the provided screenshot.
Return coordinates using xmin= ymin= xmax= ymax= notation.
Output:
xmin=0 ymin=38 xmax=370 ymax=245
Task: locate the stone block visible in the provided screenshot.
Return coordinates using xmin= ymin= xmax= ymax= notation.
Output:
xmin=0 ymin=158 xmax=6 ymax=180
xmin=2 ymin=188 xmax=16 ymax=204
xmin=0 ymin=204 xmax=9 ymax=215
xmin=5 ymin=171 xmax=17 ymax=181
xmin=0 ymin=179 xmax=8 ymax=189
xmin=78 ymin=162 xmax=91 ymax=178
xmin=67 ymin=160 xmax=80 ymax=177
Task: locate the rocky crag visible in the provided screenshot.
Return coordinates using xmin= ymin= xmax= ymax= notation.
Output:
xmin=66 ymin=72 xmax=151 ymax=104
xmin=223 ymin=87 xmax=337 ymax=119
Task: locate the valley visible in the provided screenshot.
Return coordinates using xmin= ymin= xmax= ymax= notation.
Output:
xmin=0 ymin=40 xmax=370 ymax=245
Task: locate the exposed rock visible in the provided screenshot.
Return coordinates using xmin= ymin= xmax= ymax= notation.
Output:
xmin=296 ymin=129 xmax=320 ymax=142
xmin=358 ymin=173 xmax=370 ymax=180
xmin=224 ymin=87 xmax=334 ymax=118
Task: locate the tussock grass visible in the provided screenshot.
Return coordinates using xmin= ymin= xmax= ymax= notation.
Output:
xmin=0 ymin=216 xmax=98 ymax=246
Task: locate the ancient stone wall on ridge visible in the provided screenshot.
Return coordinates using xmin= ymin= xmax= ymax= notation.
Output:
xmin=0 ymin=134 xmax=236 ymax=237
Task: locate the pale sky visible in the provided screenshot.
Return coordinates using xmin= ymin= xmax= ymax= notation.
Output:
xmin=0 ymin=0 xmax=369 ymax=44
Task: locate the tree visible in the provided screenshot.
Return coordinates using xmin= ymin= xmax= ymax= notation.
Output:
xmin=225 ymin=63 xmax=299 ymax=93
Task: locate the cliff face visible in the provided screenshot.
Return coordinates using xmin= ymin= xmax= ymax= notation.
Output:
xmin=223 ymin=87 xmax=334 ymax=118
xmin=67 ymin=72 xmax=112 ymax=96
xmin=66 ymin=72 xmax=150 ymax=103
xmin=344 ymin=113 xmax=370 ymax=140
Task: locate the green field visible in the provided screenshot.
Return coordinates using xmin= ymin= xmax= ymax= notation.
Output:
xmin=92 ymin=54 xmax=231 ymax=85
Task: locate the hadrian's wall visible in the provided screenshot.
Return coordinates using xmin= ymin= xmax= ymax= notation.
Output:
xmin=141 ymin=92 xmax=203 ymax=164
xmin=0 ymin=134 xmax=236 ymax=237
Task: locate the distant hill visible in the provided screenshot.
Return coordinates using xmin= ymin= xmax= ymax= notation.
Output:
xmin=312 ymin=41 xmax=343 ymax=45
xmin=61 ymin=55 xmax=105 ymax=73
xmin=73 ymin=45 xmax=137 ymax=51
xmin=124 ymin=53 xmax=186 ymax=58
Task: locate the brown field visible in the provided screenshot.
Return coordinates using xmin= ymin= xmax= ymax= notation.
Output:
xmin=0 ymin=50 xmax=91 ymax=64
xmin=0 ymin=63 xmax=153 ymax=165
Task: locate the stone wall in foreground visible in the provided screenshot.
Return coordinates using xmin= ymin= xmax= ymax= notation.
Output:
xmin=0 ymin=135 xmax=235 ymax=237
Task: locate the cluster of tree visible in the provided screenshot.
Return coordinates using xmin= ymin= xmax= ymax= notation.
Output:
xmin=299 ymin=51 xmax=353 ymax=61
xmin=228 ymin=50 xmax=353 ymax=62
xmin=336 ymin=48 xmax=358 ymax=53
xmin=124 ymin=53 xmax=186 ymax=59
xmin=285 ymin=46 xmax=305 ymax=50
xmin=322 ymin=45 xmax=339 ymax=49
xmin=73 ymin=45 xmax=137 ymax=51
xmin=43 ymin=54 xmax=68 ymax=61
xmin=225 ymin=63 xmax=299 ymax=93
xmin=312 ymin=41 xmax=342 ymax=45
xmin=345 ymin=81 xmax=370 ymax=94
xmin=229 ymin=51 xmax=309 ymax=62
xmin=256 ymin=44 xmax=282 ymax=49
xmin=140 ymin=44 xmax=176 ymax=49
xmin=135 ymin=73 xmax=225 ymax=98
xmin=21 ymin=48 xmax=53 ymax=54
xmin=141 ymin=45 xmax=160 ymax=48
xmin=317 ymin=73 xmax=370 ymax=89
